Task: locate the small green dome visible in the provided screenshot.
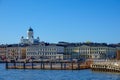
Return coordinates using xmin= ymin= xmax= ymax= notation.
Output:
xmin=28 ymin=27 xmax=33 ymax=31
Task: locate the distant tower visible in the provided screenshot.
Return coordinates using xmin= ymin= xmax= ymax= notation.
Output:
xmin=20 ymin=36 xmax=24 ymax=43
xmin=37 ymin=37 xmax=40 ymax=42
xmin=27 ymin=27 xmax=34 ymax=44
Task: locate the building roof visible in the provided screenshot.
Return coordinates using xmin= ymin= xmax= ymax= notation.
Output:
xmin=28 ymin=27 xmax=33 ymax=31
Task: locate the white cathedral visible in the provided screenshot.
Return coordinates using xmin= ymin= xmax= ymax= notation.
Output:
xmin=20 ymin=27 xmax=40 ymax=44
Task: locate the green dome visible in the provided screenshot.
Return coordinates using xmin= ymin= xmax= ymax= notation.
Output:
xmin=28 ymin=27 xmax=33 ymax=31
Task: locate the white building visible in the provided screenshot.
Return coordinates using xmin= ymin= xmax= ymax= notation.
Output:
xmin=20 ymin=27 xmax=40 ymax=44
xmin=65 ymin=45 xmax=116 ymax=59
xmin=26 ymin=44 xmax=64 ymax=60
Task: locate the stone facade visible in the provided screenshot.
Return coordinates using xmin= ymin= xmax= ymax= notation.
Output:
xmin=65 ymin=45 xmax=116 ymax=60
xmin=26 ymin=44 xmax=64 ymax=60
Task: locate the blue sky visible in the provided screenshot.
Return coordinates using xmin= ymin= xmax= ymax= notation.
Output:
xmin=0 ymin=0 xmax=120 ymax=44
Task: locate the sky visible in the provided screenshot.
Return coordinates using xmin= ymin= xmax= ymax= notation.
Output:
xmin=0 ymin=0 xmax=120 ymax=44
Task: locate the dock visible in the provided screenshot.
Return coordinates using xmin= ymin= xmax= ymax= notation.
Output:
xmin=91 ymin=60 xmax=120 ymax=73
xmin=5 ymin=60 xmax=90 ymax=70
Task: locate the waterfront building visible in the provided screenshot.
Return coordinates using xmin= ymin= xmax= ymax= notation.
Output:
xmin=0 ymin=27 xmax=119 ymax=61
xmin=20 ymin=27 xmax=40 ymax=44
xmin=6 ymin=46 xmax=20 ymax=60
xmin=5 ymin=44 xmax=29 ymax=60
xmin=26 ymin=44 xmax=64 ymax=60
xmin=116 ymin=50 xmax=120 ymax=60
xmin=65 ymin=45 xmax=116 ymax=60
xmin=0 ymin=45 xmax=7 ymax=60
xmin=20 ymin=47 xmax=26 ymax=59
xmin=116 ymin=47 xmax=120 ymax=50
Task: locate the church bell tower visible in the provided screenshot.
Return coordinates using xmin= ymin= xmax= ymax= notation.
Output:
xmin=27 ymin=27 xmax=34 ymax=43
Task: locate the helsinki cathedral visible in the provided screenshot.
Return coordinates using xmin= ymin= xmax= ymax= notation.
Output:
xmin=20 ymin=27 xmax=40 ymax=44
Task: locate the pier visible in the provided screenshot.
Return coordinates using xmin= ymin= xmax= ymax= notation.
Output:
xmin=91 ymin=60 xmax=120 ymax=73
xmin=5 ymin=60 xmax=90 ymax=70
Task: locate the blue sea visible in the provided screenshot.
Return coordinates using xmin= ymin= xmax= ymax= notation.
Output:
xmin=0 ymin=64 xmax=120 ymax=80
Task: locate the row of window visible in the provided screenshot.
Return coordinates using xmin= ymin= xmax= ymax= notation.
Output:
xmin=66 ymin=51 xmax=107 ymax=53
xmin=66 ymin=50 xmax=116 ymax=53
xmin=27 ymin=56 xmax=56 ymax=59
xmin=27 ymin=52 xmax=57 ymax=56
xmin=27 ymin=48 xmax=63 ymax=52
xmin=79 ymin=52 xmax=106 ymax=54
xmin=66 ymin=48 xmax=116 ymax=51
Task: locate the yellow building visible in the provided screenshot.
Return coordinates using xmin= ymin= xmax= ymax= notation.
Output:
xmin=20 ymin=47 xmax=26 ymax=59
xmin=0 ymin=45 xmax=7 ymax=60
xmin=6 ymin=47 xmax=19 ymax=60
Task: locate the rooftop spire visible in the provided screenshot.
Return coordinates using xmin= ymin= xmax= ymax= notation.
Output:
xmin=28 ymin=27 xmax=33 ymax=31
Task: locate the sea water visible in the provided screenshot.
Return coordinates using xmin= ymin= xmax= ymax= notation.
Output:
xmin=0 ymin=64 xmax=120 ymax=80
